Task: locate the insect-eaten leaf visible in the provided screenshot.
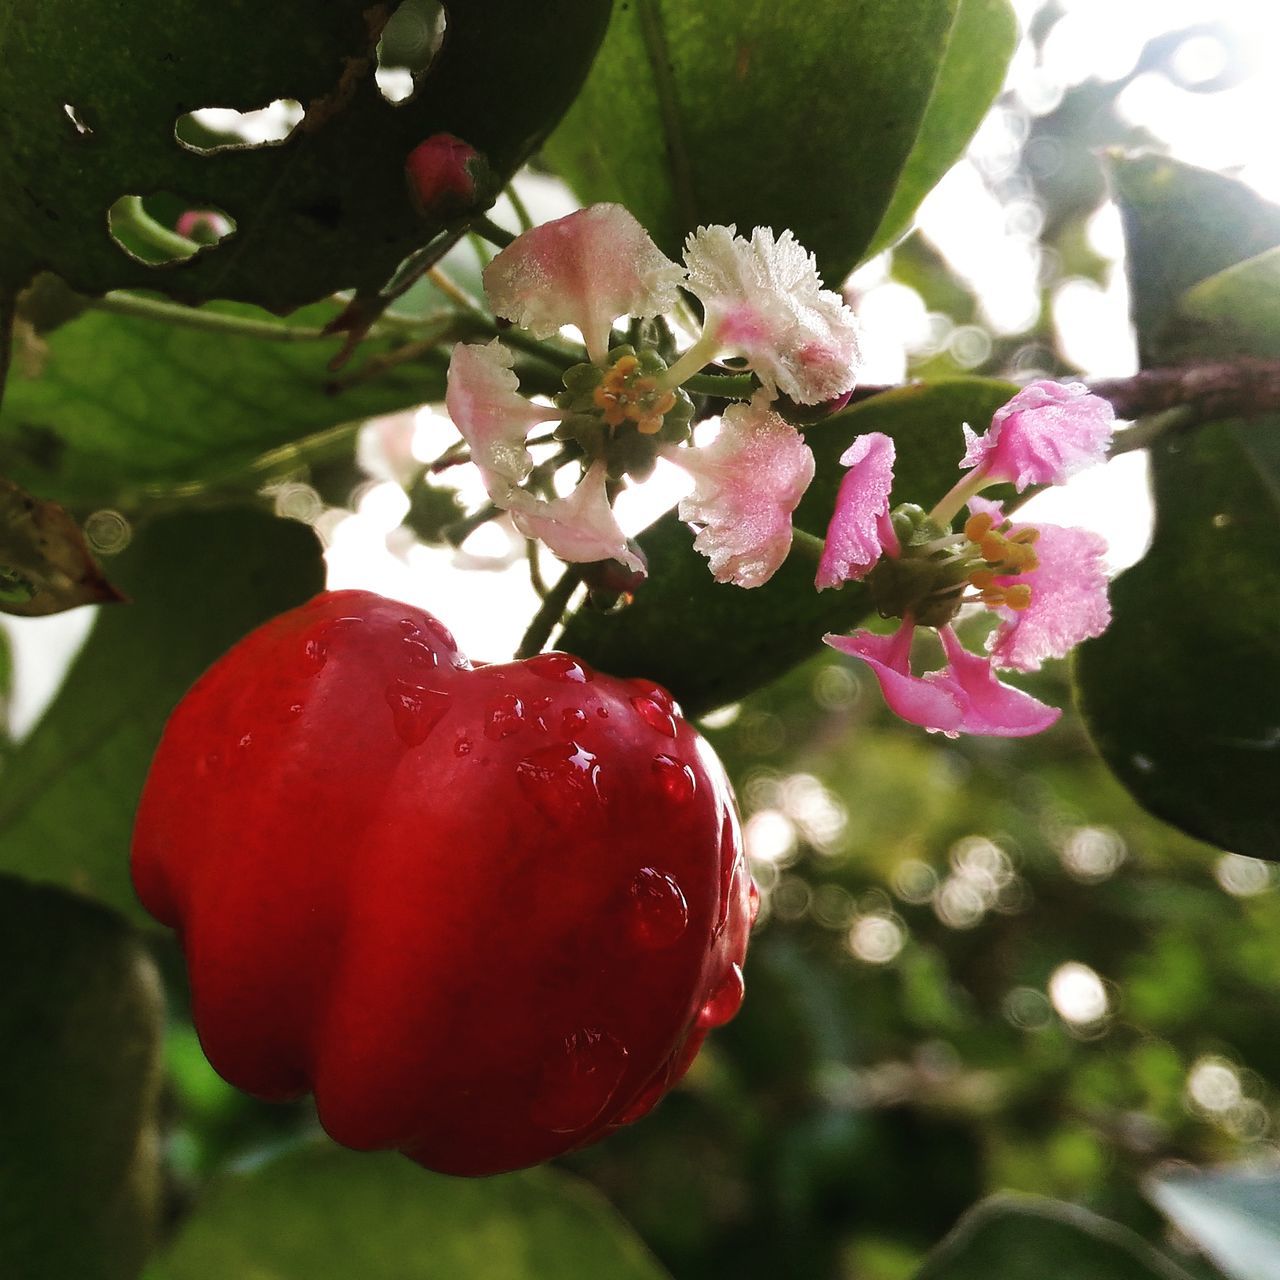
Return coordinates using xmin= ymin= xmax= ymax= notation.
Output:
xmin=0 ymin=475 xmax=124 ymax=616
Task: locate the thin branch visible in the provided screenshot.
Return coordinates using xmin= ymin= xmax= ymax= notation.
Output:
xmin=516 ymin=564 xmax=583 ymax=659
xmin=90 ymin=292 xmax=333 ymax=342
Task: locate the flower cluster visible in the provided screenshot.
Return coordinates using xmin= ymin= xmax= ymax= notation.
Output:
xmin=817 ymin=381 xmax=1116 ymax=737
xmin=445 ymin=203 xmax=859 ymax=587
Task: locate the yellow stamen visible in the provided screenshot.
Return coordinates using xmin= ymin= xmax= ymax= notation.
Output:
xmin=964 ymin=512 xmax=994 ymax=542
xmin=592 ymin=354 xmax=677 ymax=433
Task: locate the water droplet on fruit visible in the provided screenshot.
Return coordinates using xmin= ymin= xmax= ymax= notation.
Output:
xmin=716 ymin=813 xmax=742 ymax=934
xmin=301 ymin=635 xmax=328 ymax=675
xmin=402 ymin=637 xmax=437 ymax=668
xmin=288 ymin=702 xmax=305 ymax=717
xmin=596 ymin=707 xmax=610 ymax=719
xmin=237 ymin=732 xmax=253 ymax=750
xmin=531 ymin=1029 xmax=629 ymax=1133
xmin=630 ymin=682 xmax=678 ymax=738
xmin=627 ymin=868 xmax=689 ymax=949
xmin=485 ymin=693 xmax=526 ymax=740
xmin=454 ymin=736 xmax=473 ymax=757
xmin=561 ymin=707 xmax=587 ymax=733
xmin=529 ymin=695 xmax=554 ymax=732
xmin=515 ymin=741 xmax=605 ymax=817
xmin=652 ymin=753 xmax=696 ymax=803
xmin=525 ymin=652 xmax=593 ymax=684
xmin=615 ymin=1068 xmax=670 ymax=1126
xmin=384 ymin=679 xmax=450 ymax=746
xmin=697 ymin=964 xmax=745 ymax=1029
xmin=421 ymin=615 xmax=457 ymax=649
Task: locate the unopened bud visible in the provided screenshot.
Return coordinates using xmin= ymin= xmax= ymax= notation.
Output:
xmin=405 ymin=133 xmax=491 ymax=220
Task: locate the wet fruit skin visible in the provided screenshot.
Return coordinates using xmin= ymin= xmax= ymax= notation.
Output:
xmin=132 ymin=589 xmax=753 ymax=1176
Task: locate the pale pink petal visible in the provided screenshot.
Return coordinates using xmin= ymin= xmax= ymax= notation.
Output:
xmin=824 ymin=624 xmax=967 ymax=735
xmin=938 ymin=628 xmax=1061 ymax=737
xmin=960 ymin=380 xmax=1115 ymax=490
xmin=482 ymin=204 xmax=684 ymax=363
xmin=683 ymin=225 xmax=859 ymax=405
xmin=444 ymin=341 xmax=556 ymax=495
xmin=987 ymin=522 xmax=1111 ymax=671
xmin=672 ymin=398 xmax=815 ymax=588
xmin=506 ymin=462 xmax=643 ymax=572
xmin=816 ymin=432 xmax=899 ymax=589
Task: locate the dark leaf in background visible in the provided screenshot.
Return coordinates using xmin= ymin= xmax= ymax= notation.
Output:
xmin=146 ymin=1145 xmax=670 ymax=1280
xmin=562 ymin=380 xmax=1013 ymax=715
xmin=0 ymin=474 xmax=123 ymax=615
xmin=0 ymin=876 xmax=165 ymax=1280
xmin=0 ymin=0 xmax=611 ymax=309
xmin=1077 ymin=157 xmax=1280 ymax=858
xmin=0 ymin=507 xmax=324 ymax=922
xmin=915 ymin=1194 xmax=1198 ymax=1280
xmin=544 ymin=0 xmax=963 ymax=285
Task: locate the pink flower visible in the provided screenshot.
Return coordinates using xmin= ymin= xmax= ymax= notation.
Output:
xmin=672 ymin=398 xmax=815 ymax=588
xmin=823 ymin=622 xmax=1059 ymax=738
xmin=444 ymin=341 xmax=557 ymax=496
xmin=815 ymin=433 xmax=900 ymax=589
xmin=505 ymin=462 xmax=642 ymax=572
xmin=960 ymin=380 xmax=1115 ymax=490
xmin=682 ymin=225 xmax=860 ymax=405
xmin=482 ymin=204 xmax=684 ymax=364
xmin=969 ymin=499 xmax=1111 ymax=672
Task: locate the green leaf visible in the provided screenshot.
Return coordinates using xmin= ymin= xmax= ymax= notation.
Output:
xmin=1147 ymin=1166 xmax=1280 ymax=1280
xmin=1076 ymin=159 xmax=1280 ymax=858
xmin=1107 ymin=153 xmax=1280 ymax=354
xmin=0 ymin=473 xmax=124 ymax=614
xmin=560 ymin=379 xmax=1013 ymax=715
xmin=0 ymin=298 xmax=446 ymax=509
xmin=147 ymin=1145 xmax=669 ymax=1280
xmin=865 ymin=0 xmax=1018 ymax=258
xmin=1165 ymin=245 xmax=1280 ymax=361
xmin=0 ymin=507 xmax=324 ymax=921
xmin=0 ymin=0 xmax=610 ymax=308
xmin=543 ymin=0 xmax=959 ymax=285
xmin=0 ymin=876 xmax=164 ymax=1280
xmin=914 ymin=1194 xmax=1197 ymax=1280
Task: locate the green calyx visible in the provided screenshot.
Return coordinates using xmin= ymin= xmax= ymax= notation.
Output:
xmin=554 ymin=344 xmax=693 ymax=482
xmin=867 ymin=504 xmax=973 ymax=628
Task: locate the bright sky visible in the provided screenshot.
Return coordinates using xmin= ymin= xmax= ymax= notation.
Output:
xmin=5 ymin=1 xmax=1279 ymax=733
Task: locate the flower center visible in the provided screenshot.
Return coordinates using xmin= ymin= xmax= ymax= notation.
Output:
xmin=592 ymin=353 xmax=678 ymax=435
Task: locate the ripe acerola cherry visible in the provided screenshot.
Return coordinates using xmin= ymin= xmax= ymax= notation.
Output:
xmin=132 ymin=589 xmax=754 ymax=1176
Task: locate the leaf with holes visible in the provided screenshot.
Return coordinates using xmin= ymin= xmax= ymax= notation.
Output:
xmin=0 ymin=294 xmax=452 ymax=510
xmin=0 ymin=474 xmax=124 ymax=615
xmin=0 ymin=507 xmax=324 ymax=922
xmin=560 ymin=380 xmax=1014 ymax=716
xmin=0 ymin=0 xmax=611 ymax=310
xmin=543 ymin=0 xmax=959 ymax=285
xmin=1076 ymin=157 xmax=1280 ymax=858
xmin=0 ymin=876 xmax=165 ymax=1280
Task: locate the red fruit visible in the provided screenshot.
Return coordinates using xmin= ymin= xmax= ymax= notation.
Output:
xmin=132 ymin=590 xmax=753 ymax=1176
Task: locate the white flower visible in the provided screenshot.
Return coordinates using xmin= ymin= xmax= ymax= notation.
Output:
xmin=682 ymin=225 xmax=860 ymax=405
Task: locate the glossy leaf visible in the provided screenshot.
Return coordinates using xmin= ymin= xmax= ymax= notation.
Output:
xmin=1076 ymin=159 xmax=1280 ymax=857
xmin=560 ymin=379 xmax=1014 ymax=715
xmin=1165 ymin=245 xmax=1280 ymax=361
xmin=147 ymin=1145 xmax=669 ymax=1280
xmin=0 ymin=0 xmax=610 ymax=309
xmin=866 ymin=0 xmax=1018 ymax=257
xmin=543 ymin=0 xmax=958 ymax=285
xmin=0 ymin=297 xmax=446 ymax=510
xmin=0 ymin=474 xmax=124 ymax=614
xmin=915 ymin=1194 xmax=1197 ymax=1280
xmin=0 ymin=876 xmax=165 ymax=1280
xmin=0 ymin=507 xmax=324 ymax=921
xmin=1147 ymin=1166 xmax=1280 ymax=1280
